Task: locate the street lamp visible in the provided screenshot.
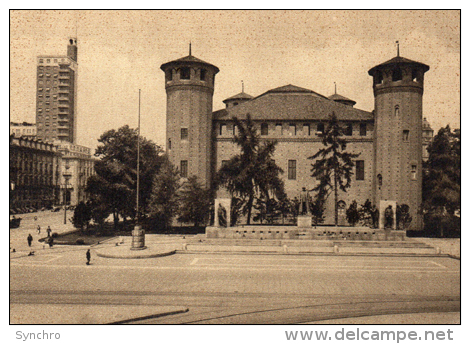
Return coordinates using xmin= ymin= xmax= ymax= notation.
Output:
xmin=62 ymin=177 xmax=70 ymax=225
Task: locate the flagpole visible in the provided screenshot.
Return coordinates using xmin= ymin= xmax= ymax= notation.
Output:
xmin=131 ymin=89 xmax=146 ymax=250
xmin=136 ymin=89 xmax=141 ymax=225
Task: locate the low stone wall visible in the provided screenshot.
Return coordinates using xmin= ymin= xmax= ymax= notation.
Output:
xmin=206 ymin=226 xmax=406 ymax=241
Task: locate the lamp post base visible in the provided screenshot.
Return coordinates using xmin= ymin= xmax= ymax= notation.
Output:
xmin=131 ymin=225 xmax=146 ymax=250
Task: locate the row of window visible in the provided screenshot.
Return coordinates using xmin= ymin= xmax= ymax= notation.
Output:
xmin=285 ymin=160 xmax=365 ymax=181
xmin=375 ymin=68 xmax=421 ymax=85
xmin=167 ymin=68 xmax=208 ymax=82
xmin=38 ymin=58 xmax=68 ymax=64
xmin=218 ymin=122 xmax=368 ymax=137
xmin=178 ymin=159 xmax=417 ymax=182
xmin=38 ymin=80 xmax=59 ymax=86
xmin=15 ymin=175 xmax=54 ymax=187
xmin=176 ymin=126 xmax=411 ymax=143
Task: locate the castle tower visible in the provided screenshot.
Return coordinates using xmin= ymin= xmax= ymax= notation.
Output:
xmin=368 ymin=52 xmax=429 ymax=230
xmin=160 ymin=50 xmax=219 ymax=187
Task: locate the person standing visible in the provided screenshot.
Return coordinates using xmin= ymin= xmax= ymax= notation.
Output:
xmin=46 ymin=226 xmax=52 ymax=237
xmin=37 ymin=225 xmax=41 ymax=235
xmin=86 ymin=249 xmax=91 ymax=265
xmin=27 ymin=234 xmax=33 ymax=247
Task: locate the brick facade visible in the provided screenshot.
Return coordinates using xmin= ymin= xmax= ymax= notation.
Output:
xmin=161 ymin=53 xmax=429 ymax=230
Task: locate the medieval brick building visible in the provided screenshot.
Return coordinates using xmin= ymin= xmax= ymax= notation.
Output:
xmin=160 ymin=51 xmax=429 ymax=230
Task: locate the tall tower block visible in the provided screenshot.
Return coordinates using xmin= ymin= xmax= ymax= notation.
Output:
xmin=36 ymin=38 xmax=78 ymax=143
xmin=160 ymin=52 xmax=219 ymax=187
xmin=368 ymin=54 xmax=429 ymax=230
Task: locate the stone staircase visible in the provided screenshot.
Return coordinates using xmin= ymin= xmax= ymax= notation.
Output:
xmin=184 ymin=235 xmax=440 ymax=256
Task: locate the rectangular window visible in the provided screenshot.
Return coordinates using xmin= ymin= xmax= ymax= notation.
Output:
xmin=360 ymin=123 xmax=367 ymax=136
xmin=288 ymin=160 xmax=296 ymax=180
xmin=180 ymin=67 xmax=190 ymax=80
xmin=403 ymin=130 xmax=409 ymax=142
xmin=316 ymin=123 xmax=324 ymax=135
xmin=276 ymin=123 xmax=283 ymax=135
xmin=356 ymin=160 xmax=365 ymax=180
xmin=200 ymin=69 xmax=206 ymax=81
xmin=181 ymin=128 xmax=188 ymax=140
xmin=180 ymin=160 xmax=188 ymax=178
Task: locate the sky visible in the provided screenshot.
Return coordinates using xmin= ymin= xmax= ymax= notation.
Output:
xmin=9 ymin=10 xmax=460 ymax=151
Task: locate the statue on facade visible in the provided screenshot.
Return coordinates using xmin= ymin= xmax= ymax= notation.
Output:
xmin=371 ymin=205 xmax=379 ymax=228
xmin=384 ymin=205 xmax=394 ymax=229
xmin=217 ymin=203 xmax=227 ymax=227
xmin=299 ymin=187 xmax=310 ymax=215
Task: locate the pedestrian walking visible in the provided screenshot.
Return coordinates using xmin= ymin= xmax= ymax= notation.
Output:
xmin=37 ymin=225 xmax=41 ymax=235
xmin=46 ymin=226 xmax=52 ymax=237
xmin=86 ymin=249 xmax=91 ymax=265
xmin=27 ymin=234 xmax=33 ymax=247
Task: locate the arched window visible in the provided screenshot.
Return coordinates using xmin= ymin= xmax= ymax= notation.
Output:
xmin=395 ymin=105 xmax=399 ymax=117
xmin=411 ymin=165 xmax=417 ymax=180
xmin=337 ymin=201 xmax=346 ymax=217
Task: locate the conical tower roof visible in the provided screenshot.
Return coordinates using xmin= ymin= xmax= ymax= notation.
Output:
xmin=368 ymin=56 xmax=429 ymax=75
xmin=160 ymin=54 xmax=219 ymax=73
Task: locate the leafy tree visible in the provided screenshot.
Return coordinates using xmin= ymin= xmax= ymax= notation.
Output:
xmin=87 ymin=125 xmax=164 ymax=229
xmin=253 ymin=196 xmax=280 ymax=224
xmin=346 ymin=200 xmax=360 ymax=226
xmin=276 ymin=196 xmax=293 ymax=225
xmin=230 ymin=196 xmax=244 ymax=227
xmin=147 ymin=159 xmax=180 ymax=231
xmin=89 ymin=200 xmax=110 ymax=233
xmin=177 ymin=176 xmax=211 ymax=227
xmin=422 ymin=125 xmax=460 ymax=236
xmin=308 ymin=112 xmax=360 ymax=225
xmin=72 ymin=201 xmax=92 ymax=233
xmin=216 ymin=115 xmax=286 ymax=224
xmin=310 ymin=193 xmax=326 ymax=227
xmin=396 ymin=204 xmax=413 ymax=230
xmin=359 ymin=199 xmax=373 ymax=226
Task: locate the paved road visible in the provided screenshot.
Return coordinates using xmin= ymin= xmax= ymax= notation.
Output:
xmin=10 ymin=248 xmax=460 ymax=324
